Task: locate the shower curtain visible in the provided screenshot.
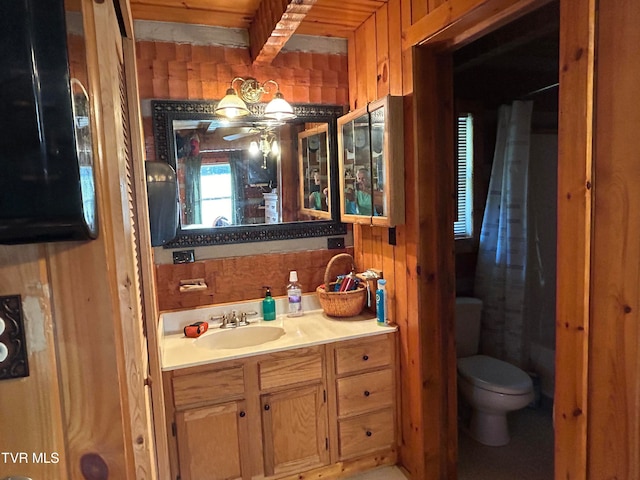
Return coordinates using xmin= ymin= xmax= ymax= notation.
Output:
xmin=474 ymin=100 xmax=533 ymax=369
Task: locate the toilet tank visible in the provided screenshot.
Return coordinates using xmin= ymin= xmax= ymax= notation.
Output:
xmin=455 ymin=297 xmax=483 ymax=358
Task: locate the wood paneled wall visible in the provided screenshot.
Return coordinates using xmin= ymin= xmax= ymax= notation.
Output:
xmin=155 ymin=247 xmax=353 ymax=311
xmin=588 ymin=0 xmax=640 ymax=476
xmin=354 ymin=0 xmax=640 ymax=479
xmin=1 ymin=1 xmax=158 ymax=479
xmin=348 ymin=1 xmax=553 ymax=479
xmin=136 ymin=41 xmax=349 ymax=163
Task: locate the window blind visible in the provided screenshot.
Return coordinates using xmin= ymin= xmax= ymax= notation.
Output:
xmin=454 ymin=114 xmax=473 ymax=238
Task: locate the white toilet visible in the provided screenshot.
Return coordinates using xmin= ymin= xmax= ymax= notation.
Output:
xmin=455 ymin=297 xmax=534 ymax=446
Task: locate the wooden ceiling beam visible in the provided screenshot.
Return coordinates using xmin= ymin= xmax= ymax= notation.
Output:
xmin=249 ymin=0 xmax=318 ymax=66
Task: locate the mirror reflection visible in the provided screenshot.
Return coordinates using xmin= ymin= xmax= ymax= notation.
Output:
xmin=151 ymin=100 xmax=346 ymax=246
xmin=340 ymin=107 xmax=386 ymax=218
xmin=174 ymin=119 xmax=285 ymax=228
xmin=298 ymin=124 xmax=331 ymax=219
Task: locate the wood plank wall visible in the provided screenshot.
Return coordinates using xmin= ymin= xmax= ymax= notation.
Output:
xmin=348 ymin=1 xmax=552 ymax=479
xmin=136 ymin=42 xmax=349 ymax=163
xmin=589 ymin=0 xmax=640 ymax=477
xmin=0 ymin=1 xmax=158 ymax=478
xmin=0 ymin=246 xmax=68 ymax=478
xmin=348 ymin=0 xmax=427 ymax=476
xmin=554 ymin=0 xmax=594 ymax=477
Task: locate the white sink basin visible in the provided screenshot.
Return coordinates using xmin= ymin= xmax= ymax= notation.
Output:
xmin=195 ymin=324 xmax=285 ymax=350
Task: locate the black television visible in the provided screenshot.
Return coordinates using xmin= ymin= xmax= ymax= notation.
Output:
xmin=0 ymin=0 xmax=98 ymax=244
xmin=246 ymin=153 xmax=278 ymax=187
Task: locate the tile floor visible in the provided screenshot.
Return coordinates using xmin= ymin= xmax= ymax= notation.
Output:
xmin=345 ymin=465 xmax=408 ymax=480
xmin=346 ymin=405 xmax=553 ymax=480
xmin=458 ymin=405 xmax=554 ymax=480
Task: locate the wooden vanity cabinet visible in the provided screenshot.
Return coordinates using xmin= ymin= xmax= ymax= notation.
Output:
xmin=327 ymin=333 xmax=397 ymax=461
xmin=164 ymin=335 xmax=396 ymax=480
xmin=257 ymin=348 xmax=330 ymax=476
xmin=175 ymin=400 xmax=249 ymax=480
xmin=164 ymin=361 xmax=250 ymax=480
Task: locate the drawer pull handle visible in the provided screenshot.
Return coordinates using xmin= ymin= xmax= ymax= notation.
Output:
xmin=239 ymin=411 xmax=246 ymax=418
xmin=366 ymin=431 xmax=372 ymax=437
xmin=362 ymin=355 xmax=369 ymax=361
xmin=364 ymin=390 xmax=370 ymax=397
xmin=264 ymin=404 xmax=270 ymax=411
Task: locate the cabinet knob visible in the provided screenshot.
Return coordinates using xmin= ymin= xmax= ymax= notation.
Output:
xmin=264 ymin=404 xmax=270 ymax=411
xmin=364 ymin=390 xmax=370 ymax=397
xmin=239 ymin=411 xmax=246 ymax=418
xmin=362 ymin=355 xmax=369 ymax=361
xmin=366 ymin=431 xmax=372 ymax=437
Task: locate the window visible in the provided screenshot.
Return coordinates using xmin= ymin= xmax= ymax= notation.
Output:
xmin=200 ymin=163 xmax=233 ymax=226
xmin=455 ymin=113 xmax=474 ymax=239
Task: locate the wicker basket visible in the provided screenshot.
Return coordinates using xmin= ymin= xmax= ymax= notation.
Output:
xmin=316 ymin=253 xmax=367 ymax=317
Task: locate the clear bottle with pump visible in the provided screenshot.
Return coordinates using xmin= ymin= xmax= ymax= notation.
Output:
xmin=287 ymin=271 xmax=303 ymax=317
xmin=262 ymin=286 xmax=276 ymax=321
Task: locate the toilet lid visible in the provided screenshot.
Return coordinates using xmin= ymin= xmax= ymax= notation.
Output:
xmin=457 ymin=355 xmax=533 ymax=395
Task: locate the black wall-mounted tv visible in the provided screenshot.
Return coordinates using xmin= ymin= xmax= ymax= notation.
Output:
xmin=246 ymin=153 xmax=278 ymax=187
xmin=0 ymin=0 xmax=98 ymax=244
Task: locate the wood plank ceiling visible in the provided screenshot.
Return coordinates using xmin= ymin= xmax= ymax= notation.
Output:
xmin=129 ymin=0 xmax=388 ymax=64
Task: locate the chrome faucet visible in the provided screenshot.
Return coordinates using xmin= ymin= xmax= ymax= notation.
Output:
xmin=216 ymin=310 xmax=258 ymax=329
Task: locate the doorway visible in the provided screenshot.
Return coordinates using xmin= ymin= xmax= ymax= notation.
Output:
xmin=452 ymin=4 xmax=558 ymax=478
xmin=411 ymin=1 xmax=562 ymax=478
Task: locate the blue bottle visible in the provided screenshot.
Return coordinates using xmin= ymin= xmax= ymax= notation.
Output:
xmin=376 ymin=279 xmax=387 ymax=326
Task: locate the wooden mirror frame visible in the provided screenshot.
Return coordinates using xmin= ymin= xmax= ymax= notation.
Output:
xmin=151 ymin=100 xmax=347 ymax=247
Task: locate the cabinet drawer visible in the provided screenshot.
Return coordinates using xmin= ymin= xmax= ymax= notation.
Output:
xmin=338 ymin=408 xmax=395 ymax=460
xmin=173 ymin=366 xmax=244 ymax=409
xmin=334 ymin=335 xmax=391 ymax=375
xmin=336 ymin=368 xmax=393 ymax=417
xmin=259 ymin=353 xmax=323 ymax=390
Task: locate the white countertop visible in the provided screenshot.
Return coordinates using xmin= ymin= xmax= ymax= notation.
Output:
xmin=160 ymin=309 xmax=396 ymax=371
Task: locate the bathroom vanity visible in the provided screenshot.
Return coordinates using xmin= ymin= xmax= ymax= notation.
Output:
xmin=160 ymin=307 xmax=398 ymax=480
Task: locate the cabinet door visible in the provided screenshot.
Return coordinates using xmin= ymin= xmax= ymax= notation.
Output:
xmin=368 ymin=96 xmax=404 ymax=227
xmin=337 ymin=96 xmax=404 ymax=226
xmin=338 ymin=106 xmax=373 ymax=224
xmin=261 ymin=384 xmax=329 ymax=476
xmin=175 ymin=401 xmax=250 ymax=480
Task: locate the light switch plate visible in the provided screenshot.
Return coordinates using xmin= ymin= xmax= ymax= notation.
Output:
xmin=0 ymin=295 xmax=29 ymax=380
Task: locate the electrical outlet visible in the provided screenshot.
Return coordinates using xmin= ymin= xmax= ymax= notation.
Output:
xmin=327 ymin=237 xmax=345 ymax=249
xmin=0 ymin=295 xmax=29 ymax=380
xmin=173 ymin=249 xmax=195 ymax=264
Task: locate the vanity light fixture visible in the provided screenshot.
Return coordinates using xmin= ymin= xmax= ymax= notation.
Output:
xmin=215 ymin=77 xmax=296 ymax=120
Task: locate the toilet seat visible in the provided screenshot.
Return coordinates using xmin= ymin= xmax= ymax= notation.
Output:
xmin=457 ymin=354 xmax=532 ymax=395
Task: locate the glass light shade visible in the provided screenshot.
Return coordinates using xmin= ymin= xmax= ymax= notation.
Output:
xmin=271 ymin=139 xmax=279 ymax=156
xmin=264 ymin=92 xmax=296 ymax=120
xmin=215 ymin=88 xmax=250 ymax=118
xmin=249 ymin=141 xmax=259 ymax=155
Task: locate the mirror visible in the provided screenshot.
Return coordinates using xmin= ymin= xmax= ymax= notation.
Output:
xmin=338 ymin=100 xmax=388 ymax=222
xmin=298 ymin=124 xmax=331 ymax=219
xmin=152 ymin=100 xmax=346 ymax=247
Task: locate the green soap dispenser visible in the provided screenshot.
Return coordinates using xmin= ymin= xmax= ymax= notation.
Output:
xmin=262 ymin=286 xmax=276 ymax=321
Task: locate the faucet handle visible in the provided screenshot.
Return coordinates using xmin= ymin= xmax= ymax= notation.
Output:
xmin=237 ymin=310 xmax=257 ymax=326
xmin=216 ymin=313 xmax=229 ymax=328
